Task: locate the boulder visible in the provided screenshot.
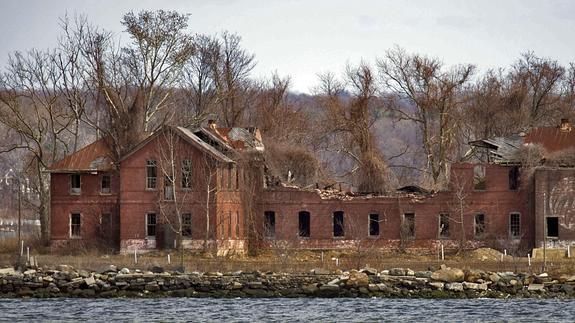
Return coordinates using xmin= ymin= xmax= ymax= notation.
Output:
xmin=120 ymin=268 xmax=130 ymax=274
xmin=100 ymin=265 xmax=117 ymax=274
xmin=0 ymin=268 xmax=16 ymax=275
xmin=84 ymin=276 xmax=96 ymax=287
xmin=431 ymin=267 xmax=464 ymax=283
xmin=488 ymin=273 xmax=500 ymax=283
xmin=415 ymin=271 xmax=432 ymax=279
xmin=528 ymin=283 xmax=545 ymax=291
xmin=389 ymin=268 xmax=406 ymax=276
xmin=465 ymin=269 xmax=485 ymax=283
xmin=151 ymin=266 xmax=164 ymax=274
xmin=360 ymin=267 xmax=378 ymax=276
xmin=406 ymin=269 xmax=415 ymax=276
xmin=462 ymin=282 xmax=479 ymax=290
xmin=345 ymin=271 xmax=369 ymax=288
xmin=313 ymin=268 xmax=331 ymax=275
xmin=445 ymin=283 xmax=464 ymax=291
xmin=429 ymin=282 xmax=444 ymax=290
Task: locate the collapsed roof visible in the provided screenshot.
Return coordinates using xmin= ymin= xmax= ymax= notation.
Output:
xmin=466 ymin=120 xmax=575 ymax=165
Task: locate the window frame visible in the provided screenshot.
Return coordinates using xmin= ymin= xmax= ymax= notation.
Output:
xmin=163 ymin=175 xmax=174 ymax=200
xmin=181 ymin=159 xmax=192 ymax=189
xmin=181 ymin=213 xmax=192 ymax=238
xmin=473 ymin=165 xmax=486 ymax=191
xmin=474 ymin=213 xmax=486 ymax=239
xmin=298 ymin=211 xmax=311 ymax=238
xmin=146 ymin=159 xmax=158 ymax=190
xmin=438 ymin=213 xmax=450 ymax=239
xmin=368 ymin=213 xmax=380 ymax=237
xmin=146 ymin=213 xmax=157 ymax=238
xmin=333 ymin=211 xmax=345 ymax=238
xmin=70 ymin=213 xmax=81 ymax=238
xmin=402 ymin=212 xmax=416 ymax=239
xmin=100 ymin=174 xmax=112 ymax=194
xmin=70 ymin=174 xmax=81 ymax=195
xmin=509 ymin=212 xmax=521 ymax=238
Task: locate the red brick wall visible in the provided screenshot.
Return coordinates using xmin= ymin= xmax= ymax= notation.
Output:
xmin=534 ymin=168 xmax=575 ymax=248
xmin=50 ymin=171 xmax=119 ymax=245
xmin=118 ymin=132 xmax=245 ymax=253
xmin=256 ymin=163 xmax=533 ymax=251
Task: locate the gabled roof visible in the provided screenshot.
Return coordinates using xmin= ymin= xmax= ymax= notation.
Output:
xmin=47 ymin=139 xmax=115 ymax=173
xmin=120 ymin=125 xmax=234 ymax=164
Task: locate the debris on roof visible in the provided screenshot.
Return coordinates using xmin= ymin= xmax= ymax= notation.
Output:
xmin=397 ymin=185 xmax=431 ymax=195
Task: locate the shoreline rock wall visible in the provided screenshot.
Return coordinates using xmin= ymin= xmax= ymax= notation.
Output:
xmin=0 ymin=265 xmax=574 ymax=299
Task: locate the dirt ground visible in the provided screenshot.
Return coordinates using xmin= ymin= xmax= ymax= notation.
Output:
xmin=1 ymin=247 xmax=574 ymax=275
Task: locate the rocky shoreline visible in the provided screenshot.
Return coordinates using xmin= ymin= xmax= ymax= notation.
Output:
xmin=1 ymin=265 xmax=574 ymax=299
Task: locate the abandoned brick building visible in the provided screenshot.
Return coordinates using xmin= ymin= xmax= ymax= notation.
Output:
xmin=48 ymin=119 xmax=575 ymax=254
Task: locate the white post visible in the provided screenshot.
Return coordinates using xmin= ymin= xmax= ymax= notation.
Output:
xmin=174 ymin=239 xmax=177 ymax=249
xmin=336 ymin=258 xmax=339 ymax=267
xmin=26 ymin=246 xmax=30 ymax=263
xmin=441 ymin=244 xmax=445 ymax=261
xmin=321 ymin=251 xmax=324 ymax=262
xmin=528 ymin=253 xmax=531 ymax=267
xmin=20 ymin=240 xmax=24 ymax=257
xmin=568 ymin=246 xmax=571 ymax=258
xmin=500 ymin=254 xmax=504 ymax=262
xmin=134 ymin=248 xmax=138 ymax=264
xmin=168 ymin=254 xmax=171 ymax=264
xmin=504 ymin=249 xmax=507 ymax=256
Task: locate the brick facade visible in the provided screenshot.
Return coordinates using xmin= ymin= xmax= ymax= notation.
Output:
xmin=48 ymin=125 xmax=574 ymax=254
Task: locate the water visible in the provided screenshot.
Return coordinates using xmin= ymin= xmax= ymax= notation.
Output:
xmin=0 ymin=298 xmax=573 ymax=322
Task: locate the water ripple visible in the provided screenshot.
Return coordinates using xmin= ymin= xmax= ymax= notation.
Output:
xmin=0 ymin=298 xmax=574 ymax=322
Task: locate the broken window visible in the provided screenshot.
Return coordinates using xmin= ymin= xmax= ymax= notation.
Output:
xmin=509 ymin=213 xmax=520 ymax=238
xmin=181 ymin=160 xmax=192 ymax=189
xmin=70 ymin=213 xmax=81 ymax=237
xmin=164 ymin=175 xmax=174 ymax=200
xmin=146 ymin=213 xmax=157 ymax=237
xmin=298 ymin=211 xmax=310 ymax=237
xmin=474 ymin=213 xmax=485 ymax=238
xmin=402 ymin=213 xmax=415 ymax=239
xmin=439 ymin=213 xmax=450 ymax=238
xmin=333 ymin=211 xmax=345 ymax=237
xmin=508 ymin=166 xmax=519 ymax=190
xmin=547 ymin=217 xmax=559 ymax=238
xmin=70 ymin=174 xmax=81 ymax=195
xmin=146 ymin=160 xmax=157 ymax=189
xmin=264 ymin=211 xmax=276 ymax=238
xmin=101 ymin=174 xmax=111 ymax=194
xmin=473 ymin=165 xmax=486 ymax=190
xmin=182 ymin=213 xmax=192 ymax=237
xmin=369 ymin=214 xmax=380 ymax=237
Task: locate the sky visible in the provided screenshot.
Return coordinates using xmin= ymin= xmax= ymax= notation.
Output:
xmin=1 ymin=0 xmax=574 ymax=93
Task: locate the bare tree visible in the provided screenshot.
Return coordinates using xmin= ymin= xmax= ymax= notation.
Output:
xmin=0 ymin=49 xmax=79 ymax=242
xmin=315 ymin=62 xmax=391 ymax=194
xmin=210 ymin=32 xmax=256 ymax=127
xmin=378 ymin=47 xmax=475 ymax=188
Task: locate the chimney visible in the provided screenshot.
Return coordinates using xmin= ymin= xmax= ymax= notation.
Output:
xmin=208 ymin=119 xmax=217 ymax=130
xmin=560 ymin=118 xmax=572 ymax=132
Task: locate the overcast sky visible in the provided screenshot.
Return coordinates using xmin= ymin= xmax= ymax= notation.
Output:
xmin=1 ymin=0 xmax=574 ymax=93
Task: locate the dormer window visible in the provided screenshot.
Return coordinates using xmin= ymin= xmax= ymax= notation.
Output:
xmin=70 ymin=174 xmax=81 ymax=195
